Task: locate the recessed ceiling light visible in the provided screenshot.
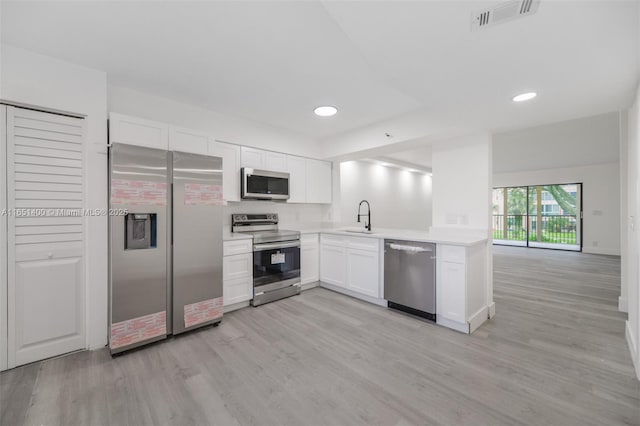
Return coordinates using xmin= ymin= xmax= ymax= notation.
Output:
xmin=314 ymin=106 xmax=338 ymax=117
xmin=512 ymin=92 xmax=537 ymax=102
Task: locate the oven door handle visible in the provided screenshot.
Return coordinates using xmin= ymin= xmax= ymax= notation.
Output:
xmin=253 ymin=241 xmax=301 ymax=252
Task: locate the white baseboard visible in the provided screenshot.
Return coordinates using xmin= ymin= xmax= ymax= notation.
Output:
xmin=469 ymin=306 xmax=489 ymax=333
xmin=436 ymin=316 xmax=469 ymax=334
xmin=582 ymin=246 xmax=621 ymax=256
xmin=301 ymin=281 xmax=320 ymax=291
xmin=619 ymin=296 xmax=628 ymax=313
xmin=488 ymin=302 xmax=496 ymax=319
xmin=319 ymin=282 xmax=387 ymax=307
xmin=625 ymin=320 xmax=640 ymax=381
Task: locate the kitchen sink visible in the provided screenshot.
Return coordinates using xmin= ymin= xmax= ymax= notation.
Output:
xmin=343 ymin=228 xmax=376 ymax=234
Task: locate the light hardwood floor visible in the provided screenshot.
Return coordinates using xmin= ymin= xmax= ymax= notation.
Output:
xmin=1 ymin=246 xmax=639 ymax=426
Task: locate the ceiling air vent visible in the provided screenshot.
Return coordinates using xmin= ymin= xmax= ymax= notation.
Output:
xmin=471 ymin=0 xmax=541 ymax=31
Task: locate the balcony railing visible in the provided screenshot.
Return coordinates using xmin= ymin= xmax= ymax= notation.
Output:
xmin=493 ymin=214 xmax=577 ymax=245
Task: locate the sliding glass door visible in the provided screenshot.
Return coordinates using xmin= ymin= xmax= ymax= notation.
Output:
xmin=492 ymin=183 xmax=582 ymax=251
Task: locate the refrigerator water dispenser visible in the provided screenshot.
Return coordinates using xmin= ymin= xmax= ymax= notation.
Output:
xmin=125 ymin=213 xmax=157 ymax=249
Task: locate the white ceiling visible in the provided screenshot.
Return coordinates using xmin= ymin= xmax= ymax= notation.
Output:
xmin=1 ymin=1 xmax=638 ymax=144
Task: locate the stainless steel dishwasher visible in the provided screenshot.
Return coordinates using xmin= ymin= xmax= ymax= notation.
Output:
xmin=384 ymin=240 xmax=436 ymax=321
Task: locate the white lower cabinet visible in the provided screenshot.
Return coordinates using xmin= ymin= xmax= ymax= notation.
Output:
xmin=301 ymin=234 xmax=319 ymax=286
xmin=436 ymin=260 xmax=466 ymax=324
xmin=223 ymin=240 xmax=253 ymax=308
xmin=319 ymin=242 xmax=347 ymax=288
xmin=320 ymin=234 xmax=380 ymax=299
xmin=346 ymin=248 xmax=380 ymax=298
xmin=436 ymin=243 xmax=488 ymax=334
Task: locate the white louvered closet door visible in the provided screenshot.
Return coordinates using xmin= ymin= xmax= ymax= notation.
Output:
xmin=6 ymin=106 xmax=86 ymax=367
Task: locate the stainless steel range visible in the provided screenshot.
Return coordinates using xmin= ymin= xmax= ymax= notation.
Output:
xmin=232 ymin=214 xmax=301 ymax=306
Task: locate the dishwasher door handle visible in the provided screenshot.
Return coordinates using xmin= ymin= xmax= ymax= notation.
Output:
xmin=388 ymin=243 xmax=432 ymax=253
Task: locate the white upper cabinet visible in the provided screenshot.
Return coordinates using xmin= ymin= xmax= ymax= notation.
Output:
xmin=240 ymin=147 xmax=287 ymax=172
xmin=287 ymin=155 xmax=307 ymax=203
xmin=264 ymin=151 xmax=288 ymax=172
xmin=169 ymin=126 xmax=209 ymax=155
xmin=209 ymin=141 xmax=241 ymax=202
xmin=109 ymin=113 xmax=168 ymax=150
xmin=110 ymin=114 xmax=329 ymax=205
xmin=306 ymin=159 xmax=332 ymax=204
xmin=240 ymin=147 xmax=263 ymax=169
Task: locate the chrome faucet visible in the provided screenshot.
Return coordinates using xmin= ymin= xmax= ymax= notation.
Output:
xmin=357 ymin=200 xmax=372 ymax=231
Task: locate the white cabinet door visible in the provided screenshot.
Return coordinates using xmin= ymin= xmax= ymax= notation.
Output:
xmin=7 ymin=107 xmax=86 ymax=368
xmin=241 ymin=147 xmax=287 ymax=172
xmin=347 ymin=248 xmax=380 ymax=298
xmin=223 ymin=276 xmax=253 ymax=306
xmin=287 ymin=155 xmax=307 ymax=203
xmin=301 ymin=234 xmax=319 ymax=284
xmin=223 ymin=239 xmax=252 ymax=256
xmin=1 ymin=106 xmax=7 ymax=371
xmin=14 ymin=257 xmax=84 ymax=366
xmin=320 ymin=243 xmax=347 ymax=288
xmin=240 ymin=147 xmax=264 ymax=169
xmin=263 ymin=151 xmax=287 ymax=172
xmin=109 ymin=113 xmax=168 ymax=149
xmin=223 ymin=253 xmax=253 ymax=306
xmin=209 ymin=141 xmax=241 ymax=202
xmin=169 ymin=126 xmax=208 ymax=155
xmin=223 ymin=253 xmax=252 ymax=281
xmin=306 ymin=159 xmax=332 ymax=204
xmin=437 ymin=260 xmax=466 ymax=324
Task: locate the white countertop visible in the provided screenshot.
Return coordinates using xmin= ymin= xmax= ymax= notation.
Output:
xmin=222 ymin=231 xmax=253 ymax=241
xmin=296 ymin=227 xmax=488 ymax=247
xmin=225 ymin=226 xmax=487 ymax=246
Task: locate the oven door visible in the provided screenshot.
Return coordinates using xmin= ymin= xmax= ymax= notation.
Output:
xmin=253 ymin=241 xmax=300 ymax=293
xmin=242 ymin=168 xmax=290 ymax=200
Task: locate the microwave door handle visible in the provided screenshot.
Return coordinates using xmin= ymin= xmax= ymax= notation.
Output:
xmin=253 ymin=241 xmax=300 ymax=251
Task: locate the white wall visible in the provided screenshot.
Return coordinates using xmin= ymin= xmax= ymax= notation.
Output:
xmin=224 ymin=201 xmax=332 ymax=231
xmin=493 ymin=112 xmax=621 ymax=173
xmin=624 ymin=82 xmax=640 ymax=380
xmin=493 ymin=163 xmax=621 ymax=256
xmin=0 ymin=44 xmax=109 ymax=349
xmin=431 ymin=134 xmax=492 ymax=231
xmin=108 ymin=86 xmax=320 ymax=159
xmin=338 ymin=161 xmax=432 ymax=230
xmin=621 ymin=112 xmax=629 ymax=312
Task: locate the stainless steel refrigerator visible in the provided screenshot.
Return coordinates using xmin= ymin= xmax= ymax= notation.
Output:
xmin=109 ymin=143 xmax=223 ymax=354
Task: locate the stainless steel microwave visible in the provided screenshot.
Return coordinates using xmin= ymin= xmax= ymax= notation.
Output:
xmin=241 ymin=168 xmax=290 ymax=201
